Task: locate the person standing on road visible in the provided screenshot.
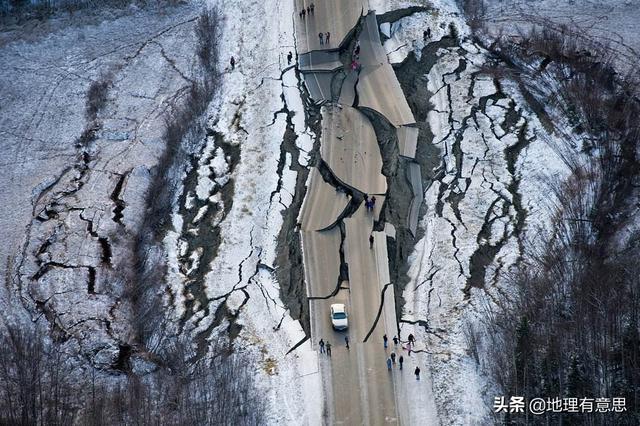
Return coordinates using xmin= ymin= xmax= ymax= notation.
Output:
xmin=414 ymin=366 xmax=421 ymax=380
xmin=326 ymin=342 xmax=332 ymax=356
xmin=301 ymin=8 xmax=306 ymax=19
xmin=393 ymin=335 xmax=398 ymax=346
xmin=408 ymin=333 xmax=415 ymax=346
xmin=390 ymin=352 xmax=396 ymax=364
xmin=318 ymin=32 xmax=324 ymax=45
xmin=319 ymin=338 xmax=325 ymax=353
xmin=325 ymin=31 xmax=330 ymax=45
xmin=287 ymin=51 xmax=293 ymax=65
xmin=383 ymin=334 xmax=388 ymax=349
xmin=399 ymin=355 xmax=404 ymax=370
xmin=310 ymin=3 xmax=314 ymax=15
xmin=230 ymin=56 xmax=236 ymax=70
xmin=371 ymin=196 xmax=376 ymax=209
xmin=345 ymin=336 xmax=350 ymax=349
xmin=386 ymin=357 xmax=392 ymax=370
xmin=369 ymin=234 xmax=374 ymax=249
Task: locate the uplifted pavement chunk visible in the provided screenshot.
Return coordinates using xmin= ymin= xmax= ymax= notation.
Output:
xmin=299 ymin=167 xmax=350 ymax=231
xmin=397 ymin=125 xmax=419 ymax=158
xmin=338 ymin=69 xmax=358 ymax=107
xmin=356 ymin=12 xmax=415 ymax=127
xmin=320 ymin=105 xmax=387 ymax=195
xmin=299 ymin=51 xmax=343 ymax=73
xmin=303 ymin=72 xmax=335 ymax=103
xmin=357 ymin=12 xmax=388 ymax=66
xmin=302 ymin=226 xmax=343 ymax=298
xmin=357 ymin=64 xmax=416 ymax=127
xmin=299 ymin=166 xmax=345 ymax=298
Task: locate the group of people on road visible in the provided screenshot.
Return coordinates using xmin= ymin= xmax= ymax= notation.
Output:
xmin=298 ymin=3 xmax=333 ymax=48
xmin=317 ymin=332 xmax=423 ymax=380
xmin=318 ymin=336 xmax=349 ymax=357
xmin=383 ymin=333 xmax=421 ymax=380
xmin=318 ymin=31 xmax=331 ymax=46
xmin=365 ymin=194 xmax=377 ymax=249
xmin=299 ymin=3 xmax=315 ymax=19
xmin=318 ymin=338 xmax=332 ymax=356
xmin=385 ymin=350 xmax=404 ymax=370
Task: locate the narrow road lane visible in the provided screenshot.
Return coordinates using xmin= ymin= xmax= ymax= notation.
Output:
xmin=294 ymin=1 xmax=418 ymax=424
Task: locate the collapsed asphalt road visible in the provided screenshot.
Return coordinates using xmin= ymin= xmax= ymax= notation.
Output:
xmin=292 ymin=1 xmax=434 ymax=424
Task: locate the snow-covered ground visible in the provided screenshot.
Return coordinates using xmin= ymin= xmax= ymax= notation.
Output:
xmin=163 ymin=0 xmax=321 ymax=423
xmin=0 ymin=2 xmax=202 ymax=362
xmin=378 ymin=1 xmax=579 ymax=423
xmin=0 ymin=0 xmax=320 ymax=422
xmin=2 ymin=0 xmax=632 ymax=423
xmin=482 ymin=0 xmax=640 ymax=71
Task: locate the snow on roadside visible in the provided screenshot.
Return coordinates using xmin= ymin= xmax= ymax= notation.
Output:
xmin=383 ymin=6 xmax=462 ymax=64
xmin=383 ymin=2 xmax=573 ymax=424
xmin=162 ymin=0 xmax=321 ymax=423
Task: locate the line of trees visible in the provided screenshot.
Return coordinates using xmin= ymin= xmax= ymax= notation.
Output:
xmin=0 ymin=0 xmax=182 ymax=19
xmin=0 ymin=324 xmax=265 ymax=425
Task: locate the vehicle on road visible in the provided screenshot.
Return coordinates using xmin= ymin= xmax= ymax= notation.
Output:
xmin=330 ymin=303 xmax=349 ymax=330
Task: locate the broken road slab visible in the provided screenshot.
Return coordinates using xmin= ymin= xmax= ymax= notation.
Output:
xmin=357 ymin=64 xmax=416 ymax=127
xmin=298 ymin=50 xmax=343 ymax=73
xmin=303 ymin=71 xmax=334 ymax=103
xmin=356 ymin=13 xmax=415 ymax=127
xmin=302 ymin=226 xmax=343 ymax=298
xmin=338 ymin=69 xmax=358 ymax=107
xmin=397 ymin=125 xmax=419 ymax=158
xmin=299 ymin=167 xmax=350 ymax=231
xmin=320 ymin=105 xmax=387 ymax=195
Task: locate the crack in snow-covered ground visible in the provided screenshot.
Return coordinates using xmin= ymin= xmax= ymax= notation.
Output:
xmin=1 ymin=3 xmax=204 ymax=367
xmin=382 ymin=1 xmax=575 ymax=423
xmin=162 ymin=0 xmax=321 ymax=423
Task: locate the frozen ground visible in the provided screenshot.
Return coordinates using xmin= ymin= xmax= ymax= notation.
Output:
xmin=381 ymin=0 xmax=580 ymax=424
xmin=1 ymin=0 xmax=629 ymax=424
xmin=482 ymin=0 xmax=640 ymax=70
xmin=0 ymin=1 xmax=201 ymax=363
xmin=0 ymin=0 xmax=319 ymax=423
xmin=164 ymin=0 xmax=321 ymax=423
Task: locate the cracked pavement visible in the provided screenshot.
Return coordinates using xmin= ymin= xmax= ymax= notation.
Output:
xmin=294 ymin=2 xmax=428 ymax=424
